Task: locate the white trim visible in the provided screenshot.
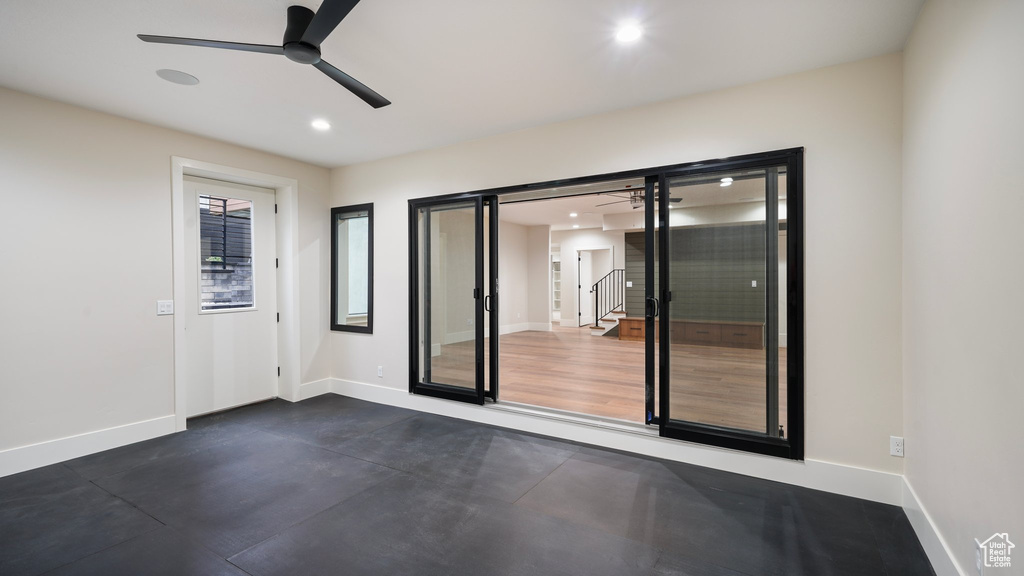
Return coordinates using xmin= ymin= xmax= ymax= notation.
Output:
xmin=297 ymin=378 xmax=333 ymax=401
xmin=443 ymin=329 xmax=475 ymax=345
xmin=528 ymin=322 xmax=553 ymax=332
xmin=170 ymin=157 xmax=301 ymax=431
xmin=0 ymin=416 xmax=175 ymax=478
xmin=498 ymin=322 xmax=531 ymax=335
xmin=903 ymin=477 xmax=967 ymax=576
xmin=329 ymin=378 xmax=903 ymax=505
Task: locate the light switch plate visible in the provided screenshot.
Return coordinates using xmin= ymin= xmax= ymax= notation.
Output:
xmin=157 ymin=300 xmax=174 ymax=316
xmin=626 ymin=281 xmax=633 ymax=288
xmin=751 ymin=280 xmax=757 ymax=288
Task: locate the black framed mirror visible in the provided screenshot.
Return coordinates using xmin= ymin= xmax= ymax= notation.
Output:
xmin=331 ymin=203 xmax=373 ymax=333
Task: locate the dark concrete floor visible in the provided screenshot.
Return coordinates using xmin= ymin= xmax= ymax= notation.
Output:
xmin=0 ymin=394 xmax=935 ymax=576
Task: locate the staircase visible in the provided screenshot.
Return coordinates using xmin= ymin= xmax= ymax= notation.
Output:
xmin=589 ymin=309 xmax=627 ymax=336
xmin=588 ymin=268 xmax=626 ymax=336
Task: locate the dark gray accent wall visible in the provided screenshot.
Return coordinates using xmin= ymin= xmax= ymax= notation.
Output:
xmin=625 ymin=224 xmax=766 ymax=322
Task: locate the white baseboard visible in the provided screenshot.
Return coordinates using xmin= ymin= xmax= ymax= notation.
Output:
xmin=431 ymin=343 xmax=441 ymax=357
xmin=329 ymin=378 xmax=903 ymax=505
xmin=297 ymin=378 xmax=333 ymax=401
xmin=528 ymin=322 xmax=553 ymax=332
xmin=499 ymin=323 xmax=531 ymax=336
xmin=444 ymin=330 xmax=475 ymax=345
xmin=0 ymin=415 xmax=176 ymax=478
xmin=903 ymin=477 xmax=967 ymax=576
xmin=780 ymin=333 xmax=788 ymax=347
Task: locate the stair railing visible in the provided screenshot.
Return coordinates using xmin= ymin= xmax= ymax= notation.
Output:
xmin=591 ymin=268 xmax=625 ymax=326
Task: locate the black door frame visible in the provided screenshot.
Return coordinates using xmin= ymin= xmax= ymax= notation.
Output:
xmin=407 ymin=147 xmax=804 ymax=459
xmin=652 ymin=152 xmax=803 ymax=459
xmin=409 ymin=195 xmax=500 ymax=405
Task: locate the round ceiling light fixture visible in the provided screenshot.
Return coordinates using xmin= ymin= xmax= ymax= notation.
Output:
xmin=720 ymin=177 xmax=734 ymax=187
xmin=156 ymin=69 xmax=199 ymax=86
xmin=311 ymin=119 xmax=332 ymax=131
xmin=615 ymin=22 xmax=643 ymax=43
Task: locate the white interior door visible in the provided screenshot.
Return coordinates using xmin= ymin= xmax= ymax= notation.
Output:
xmin=182 ymin=176 xmax=277 ymax=417
xmin=578 ymin=250 xmax=592 ymax=326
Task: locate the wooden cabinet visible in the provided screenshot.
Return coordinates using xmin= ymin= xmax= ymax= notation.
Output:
xmin=618 ymin=317 xmax=764 ymax=349
xmin=617 ymin=317 xmax=654 ymax=342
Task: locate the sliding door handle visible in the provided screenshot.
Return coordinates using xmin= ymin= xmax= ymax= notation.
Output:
xmin=484 ymin=294 xmax=492 ymax=312
xmin=645 ymin=297 xmax=660 ymax=319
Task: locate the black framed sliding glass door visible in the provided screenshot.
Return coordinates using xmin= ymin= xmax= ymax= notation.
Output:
xmin=648 ymin=150 xmax=803 ymax=459
xmin=408 ymin=148 xmax=803 ymax=459
xmin=409 ymin=196 xmax=499 ymax=404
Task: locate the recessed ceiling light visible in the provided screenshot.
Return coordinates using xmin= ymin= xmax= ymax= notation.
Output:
xmin=720 ymin=177 xmax=734 ymax=187
xmin=572 ymin=224 xmax=580 ymax=229
xmin=615 ymin=22 xmax=643 ymax=43
xmin=311 ymin=119 xmax=331 ymax=131
xmin=156 ymin=69 xmax=199 ymax=86
xmin=569 ymin=212 xmax=578 ymax=218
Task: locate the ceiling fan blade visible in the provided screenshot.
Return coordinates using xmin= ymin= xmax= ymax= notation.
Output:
xmin=314 ymin=60 xmax=391 ymax=108
xmin=138 ymin=35 xmax=284 ymax=55
xmin=594 ymin=199 xmax=629 ymax=207
xmin=302 ymin=0 xmax=361 ymax=46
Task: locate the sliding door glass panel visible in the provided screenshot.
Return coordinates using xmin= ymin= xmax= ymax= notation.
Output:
xmin=663 ymin=167 xmax=782 ymax=435
xmin=644 ymin=177 xmax=663 ymax=425
xmin=417 ymin=202 xmax=479 ymax=391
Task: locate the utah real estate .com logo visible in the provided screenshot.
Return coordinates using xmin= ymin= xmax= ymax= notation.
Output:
xmin=976 ymin=533 xmax=1014 ymax=571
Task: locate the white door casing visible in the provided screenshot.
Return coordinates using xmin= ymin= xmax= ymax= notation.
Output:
xmin=577 ymin=250 xmax=592 ymax=326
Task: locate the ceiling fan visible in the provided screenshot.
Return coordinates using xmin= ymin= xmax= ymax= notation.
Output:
xmin=138 ymin=0 xmax=390 ymax=108
xmin=596 ymin=188 xmax=682 ymax=209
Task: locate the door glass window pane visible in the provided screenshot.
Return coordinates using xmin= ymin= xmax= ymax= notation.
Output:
xmin=418 ymin=203 xmax=478 ymax=390
xmin=199 ymin=194 xmax=254 ymax=311
xmin=665 ymin=167 xmax=783 ymax=435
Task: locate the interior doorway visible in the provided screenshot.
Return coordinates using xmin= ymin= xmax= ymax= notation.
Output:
xmin=170 ymin=157 xmax=300 ymax=432
xmin=407 ymin=148 xmax=804 ymax=458
xmin=576 ymin=247 xmax=613 ymax=327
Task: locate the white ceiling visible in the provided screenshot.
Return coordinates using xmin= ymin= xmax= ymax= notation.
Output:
xmin=0 ymin=0 xmax=923 ymax=168
xmin=500 ymin=172 xmax=787 ymax=230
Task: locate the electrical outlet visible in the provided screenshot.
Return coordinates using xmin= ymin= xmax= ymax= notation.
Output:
xmin=377 ymin=366 xmax=383 ymax=378
xmin=890 ymin=436 xmax=904 ymax=457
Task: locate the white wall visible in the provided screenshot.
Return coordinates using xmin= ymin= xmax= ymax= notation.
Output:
xmin=329 ymin=53 xmax=905 ymax=475
xmin=497 ymin=220 xmax=529 ymax=332
xmin=0 ymin=87 xmax=331 ymax=455
xmin=903 ymin=1 xmax=1024 ymax=573
xmin=525 ymin=225 xmax=551 ymax=328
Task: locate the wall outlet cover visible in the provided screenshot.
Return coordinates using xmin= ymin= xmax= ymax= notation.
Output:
xmin=157 ymin=300 xmax=174 ymax=315
xmin=890 ymin=436 xmax=904 ymax=457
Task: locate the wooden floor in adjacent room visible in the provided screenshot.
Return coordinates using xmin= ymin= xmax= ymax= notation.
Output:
xmin=432 ymin=325 xmax=787 ymax=433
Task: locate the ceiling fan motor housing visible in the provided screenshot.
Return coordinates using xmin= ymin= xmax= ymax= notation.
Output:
xmin=283 ymin=5 xmax=321 ymax=64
